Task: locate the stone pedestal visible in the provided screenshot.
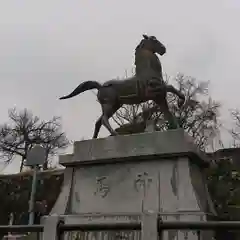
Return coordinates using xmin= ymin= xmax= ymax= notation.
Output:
xmin=49 ymin=129 xmax=216 ymax=239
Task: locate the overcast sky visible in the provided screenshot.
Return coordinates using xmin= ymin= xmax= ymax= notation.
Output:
xmin=1 ymin=0 xmax=240 ymax=173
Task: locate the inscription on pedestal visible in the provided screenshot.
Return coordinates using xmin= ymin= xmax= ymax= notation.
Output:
xmin=94 ymin=176 xmax=110 ymax=198
xmin=134 ymin=172 xmax=152 ymax=196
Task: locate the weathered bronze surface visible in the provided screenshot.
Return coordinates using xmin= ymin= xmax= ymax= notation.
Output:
xmin=59 ymin=34 xmax=185 ymax=138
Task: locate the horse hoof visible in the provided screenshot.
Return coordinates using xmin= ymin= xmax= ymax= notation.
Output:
xmin=111 ymin=132 xmax=118 ymax=136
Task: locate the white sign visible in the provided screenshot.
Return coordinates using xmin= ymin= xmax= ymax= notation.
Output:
xmin=26 ymin=145 xmax=46 ymax=166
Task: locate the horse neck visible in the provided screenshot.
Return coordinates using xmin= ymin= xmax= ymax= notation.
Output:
xmin=134 ymin=49 xmax=161 ymax=76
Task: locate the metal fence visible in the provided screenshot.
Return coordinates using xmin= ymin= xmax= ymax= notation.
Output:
xmin=1 ymin=221 xmax=240 ymax=239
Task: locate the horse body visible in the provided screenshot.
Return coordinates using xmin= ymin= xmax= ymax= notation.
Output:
xmin=100 ymin=76 xmax=154 ymax=105
xmin=101 ymin=77 xmax=141 ymax=104
xmin=59 ymin=34 xmax=186 ymax=138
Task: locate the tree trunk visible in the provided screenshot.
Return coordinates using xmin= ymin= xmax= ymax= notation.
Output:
xmin=43 ymin=161 xmax=48 ymax=170
xmin=43 ymin=152 xmax=49 ymax=170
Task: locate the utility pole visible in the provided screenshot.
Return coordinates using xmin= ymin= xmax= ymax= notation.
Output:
xmin=26 ymin=145 xmax=46 ymax=225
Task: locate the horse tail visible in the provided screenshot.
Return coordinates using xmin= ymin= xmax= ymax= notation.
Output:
xmin=59 ymin=81 xmax=102 ymax=100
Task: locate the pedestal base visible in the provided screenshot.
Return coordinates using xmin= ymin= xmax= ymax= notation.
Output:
xmin=48 ymin=130 xmax=216 ymax=239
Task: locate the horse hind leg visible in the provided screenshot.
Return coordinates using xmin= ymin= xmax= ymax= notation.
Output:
xmin=92 ymin=110 xmax=117 ymax=139
xmin=101 ymin=103 xmax=119 ymax=136
xmin=93 ymin=116 xmax=102 ymax=139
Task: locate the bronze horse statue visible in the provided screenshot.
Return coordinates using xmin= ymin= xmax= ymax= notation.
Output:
xmin=59 ymin=34 xmax=186 ymax=138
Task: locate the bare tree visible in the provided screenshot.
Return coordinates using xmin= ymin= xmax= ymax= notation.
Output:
xmin=113 ymin=73 xmax=222 ymax=150
xmin=230 ymin=109 xmax=240 ymax=147
xmin=0 ymin=108 xmax=69 ymax=171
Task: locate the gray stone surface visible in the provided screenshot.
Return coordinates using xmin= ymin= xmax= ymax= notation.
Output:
xmin=59 ymin=129 xmax=208 ymax=167
xmin=41 ymin=215 xmax=63 ymax=240
xmin=50 ymin=168 xmax=74 ymax=215
xmin=141 ymin=213 xmax=158 ymax=240
xmin=46 ymin=130 xmax=215 ymax=240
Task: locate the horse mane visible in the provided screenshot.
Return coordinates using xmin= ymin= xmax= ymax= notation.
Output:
xmin=135 ymin=39 xmax=146 ymax=52
xmin=134 ymin=40 xmax=143 ymax=67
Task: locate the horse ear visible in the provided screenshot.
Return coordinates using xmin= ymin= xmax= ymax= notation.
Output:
xmin=143 ymin=34 xmax=149 ymax=39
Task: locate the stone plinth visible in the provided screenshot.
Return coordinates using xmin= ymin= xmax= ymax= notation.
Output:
xmin=49 ymin=129 xmax=216 ymax=240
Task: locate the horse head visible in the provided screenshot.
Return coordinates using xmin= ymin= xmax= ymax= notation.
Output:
xmin=136 ymin=34 xmax=166 ymax=56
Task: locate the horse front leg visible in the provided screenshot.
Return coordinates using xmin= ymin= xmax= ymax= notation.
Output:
xmin=165 ymin=84 xmax=185 ymax=108
xmin=155 ymin=97 xmax=179 ymax=129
